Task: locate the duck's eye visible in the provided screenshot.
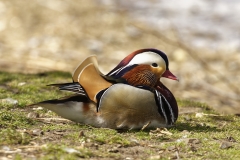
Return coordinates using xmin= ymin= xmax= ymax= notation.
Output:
xmin=151 ymin=63 xmax=158 ymax=67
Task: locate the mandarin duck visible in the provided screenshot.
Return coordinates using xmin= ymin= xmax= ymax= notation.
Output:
xmin=32 ymin=48 xmax=178 ymax=129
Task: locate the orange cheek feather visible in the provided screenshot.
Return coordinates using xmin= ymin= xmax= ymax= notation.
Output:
xmin=122 ymin=65 xmax=162 ymax=87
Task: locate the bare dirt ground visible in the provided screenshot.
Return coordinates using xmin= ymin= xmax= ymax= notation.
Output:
xmin=0 ymin=1 xmax=239 ymax=113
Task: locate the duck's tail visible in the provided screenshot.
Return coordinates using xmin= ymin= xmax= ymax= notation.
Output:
xmin=29 ymin=95 xmax=99 ymax=126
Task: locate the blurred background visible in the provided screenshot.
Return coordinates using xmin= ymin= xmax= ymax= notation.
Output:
xmin=0 ymin=0 xmax=239 ymax=114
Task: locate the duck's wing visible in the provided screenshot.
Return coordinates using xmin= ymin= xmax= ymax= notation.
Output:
xmin=72 ymin=55 xmax=112 ymax=102
xmin=48 ymin=82 xmax=86 ymax=96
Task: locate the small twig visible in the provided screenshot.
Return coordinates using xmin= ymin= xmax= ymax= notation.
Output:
xmin=141 ymin=121 xmax=151 ymax=131
xmin=36 ymin=117 xmax=71 ymax=123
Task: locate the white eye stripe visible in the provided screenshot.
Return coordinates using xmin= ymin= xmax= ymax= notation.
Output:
xmin=108 ymin=51 xmax=167 ymax=76
xmin=128 ymin=52 xmax=166 ymax=69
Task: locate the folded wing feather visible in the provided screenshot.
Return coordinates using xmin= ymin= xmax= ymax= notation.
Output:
xmin=73 ymin=55 xmax=112 ymax=102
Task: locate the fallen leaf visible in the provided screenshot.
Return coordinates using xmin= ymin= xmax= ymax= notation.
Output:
xmin=150 ymin=128 xmax=173 ymax=137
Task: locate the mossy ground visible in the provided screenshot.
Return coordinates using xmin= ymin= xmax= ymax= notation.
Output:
xmin=0 ymin=71 xmax=240 ymax=159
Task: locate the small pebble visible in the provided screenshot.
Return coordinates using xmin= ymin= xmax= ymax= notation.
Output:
xmin=32 ymin=129 xmax=44 ymax=136
xmin=107 ymin=147 xmax=119 ymax=153
xmin=195 ymin=112 xmax=204 ymax=118
xmin=63 ymin=147 xmax=81 ymax=154
xmin=1 ymin=98 xmax=18 ymax=105
xmin=220 ymin=141 xmax=233 ymax=149
xmin=168 ymin=145 xmax=177 ymax=152
xmin=18 ymin=82 xmax=26 ymax=86
xmin=27 ymin=112 xmax=39 ymax=118
xmin=129 ymin=138 xmax=139 ymax=145
xmin=1 ymin=146 xmax=10 ymax=151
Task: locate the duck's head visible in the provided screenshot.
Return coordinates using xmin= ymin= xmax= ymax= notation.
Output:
xmin=106 ymin=48 xmax=178 ymax=87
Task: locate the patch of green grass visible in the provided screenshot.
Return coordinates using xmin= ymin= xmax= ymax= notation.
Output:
xmin=0 ymin=129 xmax=31 ymax=145
xmin=87 ymin=128 xmax=131 ymax=146
xmin=41 ymin=144 xmax=93 ymax=159
xmin=0 ymin=71 xmax=240 ymax=159
xmin=41 ymin=123 xmax=76 ymax=132
xmin=0 ymin=109 xmax=35 ymax=128
xmin=134 ymin=131 xmax=150 ymax=140
xmin=177 ymin=99 xmax=212 ymax=111
xmin=0 ymin=71 xmax=71 ymax=106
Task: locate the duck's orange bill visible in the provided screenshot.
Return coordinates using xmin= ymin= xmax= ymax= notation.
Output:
xmin=162 ymin=70 xmax=179 ymax=81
